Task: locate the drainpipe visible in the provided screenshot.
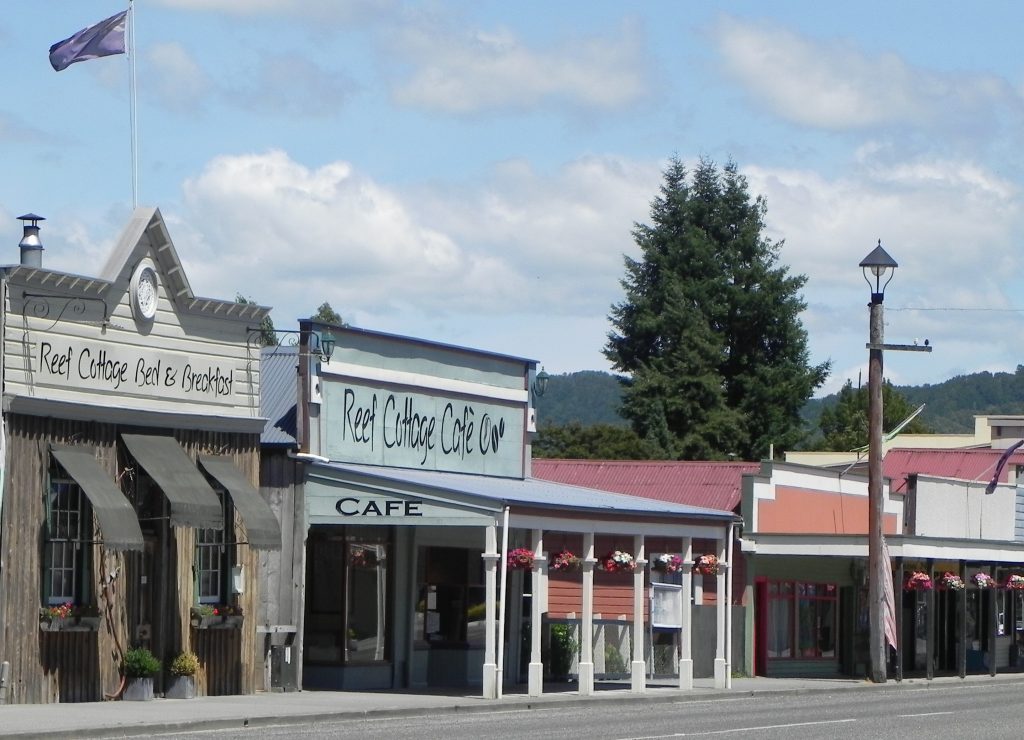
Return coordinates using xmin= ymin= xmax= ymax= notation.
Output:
xmin=496 ymin=506 xmax=510 ymax=699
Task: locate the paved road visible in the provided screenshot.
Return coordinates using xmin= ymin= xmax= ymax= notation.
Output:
xmin=149 ymin=682 xmax=1022 ymax=739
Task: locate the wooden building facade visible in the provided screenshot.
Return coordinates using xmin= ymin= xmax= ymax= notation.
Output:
xmin=0 ymin=208 xmax=279 ymax=704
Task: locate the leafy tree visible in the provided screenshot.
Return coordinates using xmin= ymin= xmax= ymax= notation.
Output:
xmin=533 ymin=422 xmax=658 ymax=460
xmin=817 ymin=380 xmax=932 ymax=450
xmin=312 ymin=302 xmax=344 ymax=326
xmin=236 ymin=294 xmax=276 ymax=347
xmin=605 ymin=156 xmax=829 ymax=461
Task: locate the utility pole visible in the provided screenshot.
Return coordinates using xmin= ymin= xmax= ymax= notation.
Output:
xmin=860 ymin=241 xmax=930 ymax=684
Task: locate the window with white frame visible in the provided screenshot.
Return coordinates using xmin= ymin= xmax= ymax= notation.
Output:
xmin=45 ymin=465 xmax=91 ymax=605
xmin=195 ymin=485 xmax=231 ymax=604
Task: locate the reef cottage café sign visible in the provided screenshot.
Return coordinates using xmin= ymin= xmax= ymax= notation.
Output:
xmin=323 ymin=384 xmax=524 ymax=477
xmin=33 ymin=338 xmax=238 ymax=404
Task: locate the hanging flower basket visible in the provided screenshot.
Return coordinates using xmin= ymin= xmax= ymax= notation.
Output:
xmin=507 ymin=547 xmax=535 ymax=570
xmin=904 ymin=571 xmax=933 ymax=591
xmin=938 ymin=572 xmax=965 ymax=591
xmin=653 ymin=553 xmax=684 ymax=574
xmin=973 ymin=572 xmax=996 ymax=589
xmin=550 ymin=550 xmax=581 ymax=572
xmin=350 ymin=547 xmax=379 ymax=568
xmin=693 ymin=554 xmax=720 ymax=576
xmin=600 ymin=550 xmax=636 ymax=573
xmin=1006 ymin=574 xmax=1024 ymax=590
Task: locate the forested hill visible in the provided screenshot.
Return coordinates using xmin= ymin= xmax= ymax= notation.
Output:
xmin=538 ymin=366 xmax=1024 ymax=434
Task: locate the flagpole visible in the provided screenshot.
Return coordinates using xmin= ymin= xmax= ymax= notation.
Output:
xmin=129 ymin=0 xmax=138 ymax=209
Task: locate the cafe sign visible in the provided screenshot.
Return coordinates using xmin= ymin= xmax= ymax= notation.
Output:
xmin=306 ymin=486 xmax=497 ymax=526
xmin=322 ymin=382 xmax=524 ymax=477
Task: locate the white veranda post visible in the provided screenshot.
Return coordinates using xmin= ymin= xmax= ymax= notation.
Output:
xmin=578 ymin=532 xmax=596 ymax=695
xmin=528 ymin=529 xmax=546 ymax=696
xmin=482 ymin=522 xmax=499 ymax=698
xmin=714 ymin=534 xmax=727 ymax=689
xmin=679 ymin=536 xmax=693 ymax=690
xmin=631 ymin=535 xmax=647 ymax=693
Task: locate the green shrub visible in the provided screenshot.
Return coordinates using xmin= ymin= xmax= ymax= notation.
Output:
xmin=169 ymin=651 xmax=199 ymax=677
xmin=123 ymin=647 xmax=161 ymax=678
xmin=604 ymin=644 xmax=627 ymax=674
xmin=548 ymin=623 xmax=578 ymax=679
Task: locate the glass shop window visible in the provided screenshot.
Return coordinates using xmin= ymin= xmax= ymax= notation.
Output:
xmin=304 ymin=525 xmax=392 ymax=665
xmin=416 ymin=546 xmax=485 ymax=648
xmin=766 ymin=580 xmax=837 ymax=660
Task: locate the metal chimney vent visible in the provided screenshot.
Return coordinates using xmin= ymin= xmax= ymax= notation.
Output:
xmin=17 ymin=213 xmax=45 ymax=268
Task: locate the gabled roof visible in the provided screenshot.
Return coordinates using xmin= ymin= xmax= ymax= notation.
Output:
xmin=260 ymin=345 xmax=299 ymax=446
xmin=531 ymin=459 xmax=759 ymax=512
xmin=3 ymin=207 xmax=268 ymax=323
xmin=882 ymin=447 xmax=1024 ymax=493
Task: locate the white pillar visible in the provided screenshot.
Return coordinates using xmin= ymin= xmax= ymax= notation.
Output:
xmin=714 ymin=535 xmax=727 ymax=689
xmin=725 ymin=523 xmax=735 ymax=689
xmin=528 ymin=529 xmax=546 ymax=696
xmin=679 ymin=536 xmax=693 ymax=690
xmin=482 ymin=522 xmax=500 ymax=699
xmin=631 ymin=534 xmax=647 ymax=693
xmin=579 ymin=532 xmax=596 ymax=695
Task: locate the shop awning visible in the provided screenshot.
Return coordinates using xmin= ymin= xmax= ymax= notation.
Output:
xmin=51 ymin=445 xmax=145 ymax=551
xmin=121 ymin=434 xmax=223 ymax=529
xmin=198 ymin=455 xmax=281 ymax=550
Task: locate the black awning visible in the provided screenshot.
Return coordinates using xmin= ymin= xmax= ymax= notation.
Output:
xmin=51 ymin=445 xmax=144 ymax=551
xmin=121 ymin=434 xmax=223 ymax=529
xmin=198 ymin=455 xmax=281 ymax=550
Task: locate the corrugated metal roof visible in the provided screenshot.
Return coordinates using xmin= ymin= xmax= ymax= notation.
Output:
xmin=322 ymin=462 xmax=738 ymax=522
xmin=260 ymin=346 xmax=299 ymax=446
xmin=531 ymin=459 xmax=759 ymax=512
xmin=882 ymin=447 xmax=1024 ymax=493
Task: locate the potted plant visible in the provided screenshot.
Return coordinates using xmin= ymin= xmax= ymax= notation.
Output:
xmin=122 ymin=647 xmax=161 ymax=701
xmin=166 ymin=651 xmax=199 ymax=699
xmin=39 ymin=602 xmax=74 ymax=632
xmin=191 ymin=603 xmax=244 ymax=629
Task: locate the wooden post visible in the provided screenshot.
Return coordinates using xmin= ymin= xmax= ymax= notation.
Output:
xmin=482 ymin=522 xmax=499 ymax=698
xmin=925 ymin=560 xmax=935 ymax=681
xmin=714 ymin=535 xmax=727 ymax=688
xmin=894 ymin=557 xmax=903 ymax=681
xmin=958 ymin=560 xmax=966 ymax=679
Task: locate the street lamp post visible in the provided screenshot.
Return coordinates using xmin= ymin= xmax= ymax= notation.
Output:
xmin=860 ymin=241 xmax=898 ymax=684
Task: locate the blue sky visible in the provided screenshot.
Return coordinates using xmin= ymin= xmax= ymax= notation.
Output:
xmin=4 ymin=2 xmax=1024 ymax=397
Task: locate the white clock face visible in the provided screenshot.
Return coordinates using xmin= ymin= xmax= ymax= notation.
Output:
xmin=131 ymin=262 xmax=159 ymax=322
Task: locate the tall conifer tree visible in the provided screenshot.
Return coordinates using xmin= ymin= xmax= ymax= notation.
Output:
xmin=605 ymin=156 xmax=829 ymax=460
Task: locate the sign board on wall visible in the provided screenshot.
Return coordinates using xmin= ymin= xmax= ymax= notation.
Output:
xmin=30 ymin=337 xmax=240 ymax=405
xmin=306 ymin=486 xmax=497 ymax=526
xmin=322 ymin=382 xmax=524 ymax=477
xmin=651 ymin=583 xmax=683 ymax=629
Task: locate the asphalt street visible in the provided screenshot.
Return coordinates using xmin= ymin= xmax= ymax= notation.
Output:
xmin=144 ymin=681 xmax=1023 ymax=740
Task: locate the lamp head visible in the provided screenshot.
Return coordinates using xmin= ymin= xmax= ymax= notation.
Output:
xmin=319 ymin=331 xmax=336 ymax=362
xmin=532 ymin=367 xmax=550 ymax=398
xmin=859 ymin=240 xmax=898 ymax=300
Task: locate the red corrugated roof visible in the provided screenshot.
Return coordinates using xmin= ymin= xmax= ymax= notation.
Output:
xmin=882 ymin=448 xmax=1024 ymax=493
xmin=531 ymin=459 xmax=759 ymax=512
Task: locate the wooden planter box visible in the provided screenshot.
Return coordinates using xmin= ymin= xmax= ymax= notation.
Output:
xmin=39 ymin=616 xmax=101 ymax=632
xmin=191 ymin=615 xmax=243 ymax=630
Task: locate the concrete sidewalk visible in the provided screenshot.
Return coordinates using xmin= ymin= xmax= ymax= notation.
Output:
xmin=2 ymin=674 xmax=1021 ymax=739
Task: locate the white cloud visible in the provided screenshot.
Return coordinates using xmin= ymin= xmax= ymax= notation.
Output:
xmin=710 ymin=15 xmax=1022 ymax=132
xmin=171 ymin=151 xmax=658 ymax=362
xmin=225 ymin=54 xmax=356 ymax=117
xmin=387 ymin=19 xmax=650 ymax=114
xmin=146 ymin=42 xmax=213 ymax=113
